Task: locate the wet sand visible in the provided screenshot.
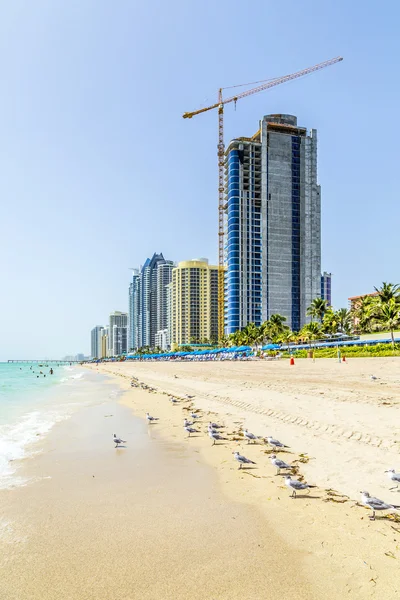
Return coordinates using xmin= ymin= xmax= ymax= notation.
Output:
xmin=0 ymin=381 xmax=315 ymax=600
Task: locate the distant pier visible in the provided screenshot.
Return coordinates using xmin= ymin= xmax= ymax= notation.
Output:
xmin=7 ymin=359 xmax=82 ymax=364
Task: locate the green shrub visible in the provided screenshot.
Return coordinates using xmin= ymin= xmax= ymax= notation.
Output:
xmin=282 ymin=343 xmax=400 ymax=359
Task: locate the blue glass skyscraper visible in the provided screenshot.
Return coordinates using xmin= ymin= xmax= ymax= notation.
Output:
xmin=226 ymin=114 xmax=321 ymax=334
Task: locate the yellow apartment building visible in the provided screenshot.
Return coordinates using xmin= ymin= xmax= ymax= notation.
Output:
xmin=170 ymin=259 xmax=222 ymax=349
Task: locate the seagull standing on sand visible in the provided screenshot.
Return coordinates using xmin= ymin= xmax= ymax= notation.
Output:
xmin=360 ymin=491 xmax=400 ymax=520
xmin=209 ymin=421 xmax=223 ymax=429
xmin=385 ymin=469 xmax=400 ymax=490
xmin=170 ymin=397 xmax=179 ymax=404
xmin=146 ymin=412 xmax=158 ymax=423
xmin=185 ymin=425 xmax=199 ymax=437
xmin=267 ymin=436 xmax=289 ymax=450
xmin=208 ymin=430 xmax=227 ymax=445
xmin=243 ymin=429 xmax=258 ymax=444
xmin=232 ymin=451 xmax=256 ymax=469
xmin=113 ymin=434 xmax=126 ymax=448
xmin=191 ymin=413 xmax=201 ymax=419
xmin=285 ymin=475 xmax=316 ymax=498
xmin=370 ymin=375 xmax=378 ymax=381
xmin=270 ymin=454 xmax=292 ymax=475
xmin=184 ymin=418 xmax=193 ymax=427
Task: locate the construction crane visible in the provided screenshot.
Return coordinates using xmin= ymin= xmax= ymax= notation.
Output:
xmin=183 ymin=56 xmax=343 ymax=340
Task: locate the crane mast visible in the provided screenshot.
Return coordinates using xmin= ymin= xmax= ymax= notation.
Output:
xmin=183 ymin=57 xmax=343 ymax=340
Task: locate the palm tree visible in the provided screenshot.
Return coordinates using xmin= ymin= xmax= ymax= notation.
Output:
xmin=351 ymin=294 xmax=377 ymax=333
xmin=335 ymin=308 xmax=353 ymax=335
xmin=307 ymin=298 xmax=328 ymax=323
xmin=374 ymin=282 xmax=400 ymax=304
xmin=374 ymin=299 xmax=400 ymax=347
xmin=322 ymin=309 xmax=339 ymax=334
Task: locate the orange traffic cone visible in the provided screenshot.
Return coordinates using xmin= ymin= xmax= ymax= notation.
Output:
xmin=290 ymin=357 xmax=295 ymax=366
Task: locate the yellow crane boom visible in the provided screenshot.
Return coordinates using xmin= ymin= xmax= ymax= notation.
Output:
xmin=183 ymin=56 xmax=343 ymax=340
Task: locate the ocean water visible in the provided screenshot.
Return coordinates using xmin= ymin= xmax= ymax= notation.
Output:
xmin=0 ymin=362 xmax=101 ymax=489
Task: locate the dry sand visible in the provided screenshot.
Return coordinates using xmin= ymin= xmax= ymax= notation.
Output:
xmin=86 ymin=357 xmax=400 ymax=598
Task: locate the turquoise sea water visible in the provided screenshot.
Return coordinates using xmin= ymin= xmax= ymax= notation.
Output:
xmin=0 ymin=362 xmax=91 ymax=489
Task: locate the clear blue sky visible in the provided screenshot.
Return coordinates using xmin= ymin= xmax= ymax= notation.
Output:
xmin=1 ymin=0 xmax=399 ymax=359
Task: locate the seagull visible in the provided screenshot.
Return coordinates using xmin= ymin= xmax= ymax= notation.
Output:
xmin=243 ymin=429 xmax=258 ymax=444
xmin=385 ymin=469 xmax=400 ymax=490
xmin=170 ymin=397 xmax=179 ymax=403
xmin=285 ymin=475 xmax=316 ymax=498
xmin=209 ymin=422 xmax=223 ymax=429
xmin=191 ymin=413 xmax=201 ymax=419
xmin=360 ymin=491 xmax=400 ymax=520
xmin=184 ymin=418 xmax=193 ymax=427
xmin=270 ymin=454 xmax=292 ymax=475
xmin=185 ymin=394 xmax=195 ymax=399
xmin=370 ymin=375 xmax=378 ymax=381
xmin=185 ymin=425 xmax=199 ymax=437
xmin=208 ymin=430 xmax=227 ymax=445
xmin=113 ymin=433 xmax=126 ymax=448
xmin=232 ymin=451 xmax=256 ymax=469
xmin=267 ymin=436 xmax=289 ymax=450
xmin=146 ymin=412 xmax=158 ymax=423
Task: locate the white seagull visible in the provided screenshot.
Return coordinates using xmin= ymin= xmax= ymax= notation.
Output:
xmin=385 ymin=469 xmax=400 ymax=491
xmin=232 ymin=451 xmax=256 ymax=469
xmin=209 ymin=421 xmax=223 ymax=429
xmin=113 ymin=433 xmax=126 ymax=448
xmin=184 ymin=418 xmax=193 ymax=427
xmin=146 ymin=412 xmax=158 ymax=423
xmin=185 ymin=425 xmax=199 ymax=437
xmin=208 ymin=430 xmax=227 ymax=445
xmin=267 ymin=436 xmax=289 ymax=450
xmin=360 ymin=491 xmax=400 ymax=520
xmin=370 ymin=375 xmax=378 ymax=381
xmin=270 ymin=454 xmax=292 ymax=475
xmin=285 ymin=475 xmax=316 ymax=498
xmin=243 ymin=429 xmax=258 ymax=444
xmin=169 ymin=397 xmax=179 ymax=403
xmin=191 ymin=412 xmax=201 ymax=419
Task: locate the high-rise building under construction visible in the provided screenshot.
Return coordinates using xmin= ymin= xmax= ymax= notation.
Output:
xmin=225 ymin=114 xmax=321 ymax=334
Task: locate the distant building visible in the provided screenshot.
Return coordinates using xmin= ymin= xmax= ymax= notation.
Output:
xmin=171 ymin=259 xmax=220 ymax=349
xmin=90 ymin=326 xmax=103 ymax=359
xmin=321 ymin=272 xmax=332 ymax=306
xmin=100 ymin=327 xmax=108 ymax=358
xmin=109 ymin=311 xmax=128 ymax=356
xmin=225 ymin=114 xmax=321 ymax=334
xmin=155 ymin=328 xmax=169 ymax=351
xmin=348 ymin=292 xmax=378 ymax=330
xmin=128 ymin=269 xmax=140 ymax=351
xmin=135 ymin=252 xmax=174 ymax=349
xmin=76 ymin=353 xmax=85 ymax=362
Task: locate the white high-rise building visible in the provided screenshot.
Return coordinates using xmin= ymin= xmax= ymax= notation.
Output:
xmin=108 ymin=311 xmax=128 ymax=356
xmin=128 ymin=269 xmax=140 ymax=351
xmin=90 ymin=325 xmax=103 ymax=359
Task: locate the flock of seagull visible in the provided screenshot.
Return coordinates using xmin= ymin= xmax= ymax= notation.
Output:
xmin=113 ymin=388 xmax=400 ymax=522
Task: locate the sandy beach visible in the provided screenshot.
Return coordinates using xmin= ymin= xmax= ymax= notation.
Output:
xmin=1 ymin=358 xmax=399 ymax=599
xmin=90 ymin=357 xmax=400 ymax=598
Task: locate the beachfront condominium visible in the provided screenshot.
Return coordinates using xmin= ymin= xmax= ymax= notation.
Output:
xmin=128 ymin=269 xmax=140 ymax=351
xmin=108 ymin=311 xmax=128 ymax=356
xmin=321 ymin=272 xmax=332 ymax=306
xmin=225 ymin=114 xmax=321 ymax=334
xmin=170 ymin=259 xmax=220 ymax=349
xmin=90 ymin=325 xmax=103 ymax=359
xmin=156 ymin=261 xmax=174 ymax=345
xmin=138 ymin=253 xmax=174 ymax=348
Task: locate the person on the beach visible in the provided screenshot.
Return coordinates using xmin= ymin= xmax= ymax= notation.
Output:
xmin=50 ymin=368 xmax=53 ymax=375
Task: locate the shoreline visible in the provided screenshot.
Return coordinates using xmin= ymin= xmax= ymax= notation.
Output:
xmin=0 ymin=370 xmax=316 ymax=600
xmin=87 ymin=359 xmax=400 ymax=598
